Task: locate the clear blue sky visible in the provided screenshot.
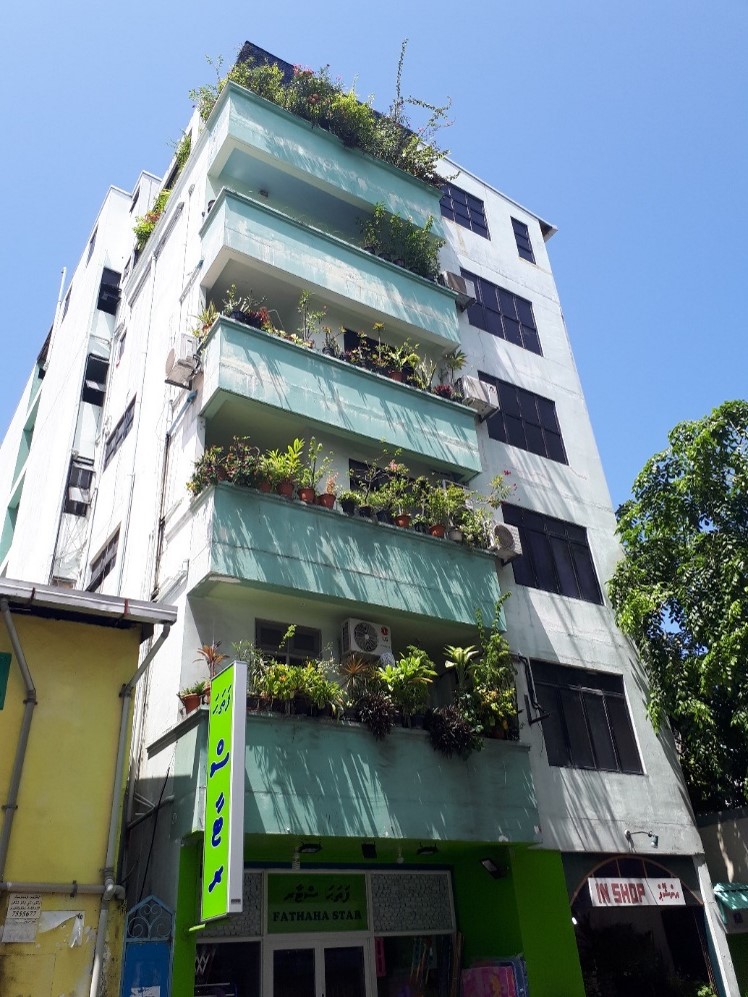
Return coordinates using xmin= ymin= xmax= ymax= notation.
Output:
xmin=2 ymin=0 xmax=745 ymax=508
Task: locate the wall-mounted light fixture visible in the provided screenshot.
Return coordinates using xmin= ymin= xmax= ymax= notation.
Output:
xmin=624 ymin=829 xmax=658 ymax=849
xmin=480 ymin=857 xmax=508 ymax=879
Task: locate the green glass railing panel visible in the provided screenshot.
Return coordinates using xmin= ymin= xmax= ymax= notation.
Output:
xmin=200 ymin=190 xmax=461 ymax=347
xmin=202 ymin=319 xmax=481 ymax=476
xmin=196 ymin=485 xmax=502 ymax=626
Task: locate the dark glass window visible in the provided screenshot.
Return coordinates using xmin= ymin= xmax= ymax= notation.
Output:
xmin=440 ymin=183 xmax=490 ymax=239
xmin=97 ymin=268 xmax=121 ymax=315
xmin=531 ymin=660 xmax=643 ymax=774
xmin=256 ymin=620 xmax=321 ymax=666
xmin=81 ymin=355 xmax=109 ymax=406
xmin=64 ymin=458 xmax=94 ymax=517
xmin=103 ymin=398 xmax=135 ymax=469
xmin=511 ymin=217 xmax=535 ymax=263
xmin=87 ymin=528 xmax=119 ymax=592
xmin=502 ymin=504 xmax=603 ymax=604
xmin=479 ymin=373 xmax=567 ymax=463
xmin=86 ymin=227 xmax=97 ymax=264
xmin=462 ymin=271 xmax=541 ymax=355
xmin=62 ymin=288 xmax=72 ymax=320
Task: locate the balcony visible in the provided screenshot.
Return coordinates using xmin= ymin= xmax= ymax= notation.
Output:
xmin=200 ymin=189 xmax=461 ymax=348
xmin=187 ymin=484 xmax=503 ymax=627
xmin=200 ymin=318 xmax=481 ymax=478
xmin=206 ymin=82 xmax=444 ymax=232
xmin=173 ymin=712 xmax=539 ymax=845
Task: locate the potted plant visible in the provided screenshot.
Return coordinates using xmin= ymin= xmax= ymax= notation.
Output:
xmin=378 ymin=647 xmax=436 ymax=727
xmin=186 ymin=445 xmax=228 ymax=496
xmin=369 ymin=486 xmax=393 ymax=524
xmin=298 ymin=437 xmax=332 ymax=503
xmin=259 ymin=438 xmax=305 ymax=497
xmin=424 ymin=705 xmax=481 ymax=759
xmin=225 ymin=436 xmax=260 ymax=488
xmin=296 ymin=290 xmax=328 ymax=347
xmin=232 ymin=639 xmax=268 ymax=711
xmin=316 ymin=472 xmax=338 ymax=509
xmin=425 ymin=483 xmax=451 ymax=537
xmin=355 ymin=689 xmax=397 ymax=740
xmin=339 ymin=489 xmax=361 ymax=516
xmin=194 ymin=641 xmax=229 ymax=704
xmin=192 ymin=301 xmax=219 ymax=344
xmin=382 ymin=340 xmax=421 ymax=382
xmin=178 ymin=680 xmax=208 ymax=714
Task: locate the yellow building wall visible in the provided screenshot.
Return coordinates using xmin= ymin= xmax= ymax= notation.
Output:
xmin=0 ymin=614 xmax=142 ymax=997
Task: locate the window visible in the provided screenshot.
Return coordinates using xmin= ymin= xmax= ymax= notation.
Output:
xmin=81 ymin=354 xmax=109 ymax=406
xmin=130 ymin=187 xmax=140 ymax=213
xmin=97 ymin=268 xmax=121 ymax=315
xmin=440 ymin=183 xmax=489 ymax=238
xmin=479 ymin=373 xmax=567 ymax=463
xmin=531 ymin=660 xmax=643 ymax=773
xmin=255 ymin=620 xmax=321 ymax=665
xmin=87 ymin=528 xmax=119 ymax=592
xmin=62 ymin=288 xmax=72 ymax=321
xmin=103 ymin=398 xmax=135 ymax=469
xmin=64 ymin=458 xmax=94 ymax=517
xmin=86 ymin=227 xmax=97 ymax=264
xmin=511 ymin=217 xmax=535 ymax=263
xmin=461 ymin=271 xmax=542 ymax=355
xmin=502 ymin=504 xmax=603 ymax=604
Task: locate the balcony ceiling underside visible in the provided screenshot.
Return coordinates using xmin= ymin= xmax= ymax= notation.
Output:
xmin=200 ymin=190 xmax=461 ymax=348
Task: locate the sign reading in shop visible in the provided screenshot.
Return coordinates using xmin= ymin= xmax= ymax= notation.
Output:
xmin=201 ymin=661 xmax=247 ymax=922
xmin=589 ymin=877 xmax=685 ymax=907
xmin=267 ymin=874 xmax=368 ymax=933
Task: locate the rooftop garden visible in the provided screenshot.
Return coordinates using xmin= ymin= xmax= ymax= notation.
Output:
xmin=189 ymin=41 xmax=452 ymax=186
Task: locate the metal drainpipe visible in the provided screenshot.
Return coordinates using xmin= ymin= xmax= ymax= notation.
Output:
xmin=0 ymin=599 xmax=38 ymax=883
xmin=89 ymin=623 xmax=171 ymax=997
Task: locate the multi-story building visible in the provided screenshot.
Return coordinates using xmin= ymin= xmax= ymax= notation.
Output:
xmin=0 ymin=41 xmax=738 ymax=997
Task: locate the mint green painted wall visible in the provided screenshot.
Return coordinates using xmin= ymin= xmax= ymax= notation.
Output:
xmin=210 ymin=83 xmax=444 ymax=231
xmin=512 ymin=849 xmax=586 ymax=997
xmin=194 ymin=484 xmax=503 ymax=624
xmin=200 ymin=189 xmax=460 ymax=346
xmin=173 ymin=843 xmax=199 ymax=996
xmin=172 ymin=714 xmax=538 ymax=843
xmin=202 ymin=319 xmax=481 ymax=476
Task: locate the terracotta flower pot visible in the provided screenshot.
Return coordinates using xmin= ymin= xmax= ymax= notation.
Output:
xmin=317 ymin=493 xmax=336 ymax=509
xmin=179 ymin=693 xmax=202 ymax=714
xmin=386 ymin=370 xmax=404 ymax=382
xmin=394 ymin=514 xmax=411 ymax=528
xmin=276 ymin=479 xmax=295 ymax=498
xmin=298 ymin=487 xmax=316 ymax=504
xmin=428 ymin=524 xmax=446 ymax=538
xmin=257 ymin=480 xmax=272 ymax=493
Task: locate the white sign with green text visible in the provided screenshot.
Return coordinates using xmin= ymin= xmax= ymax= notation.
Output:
xmin=201 ymin=661 xmax=247 ymax=922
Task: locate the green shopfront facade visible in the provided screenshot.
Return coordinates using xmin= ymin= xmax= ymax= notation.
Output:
xmin=168 ymin=713 xmax=586 ymax=996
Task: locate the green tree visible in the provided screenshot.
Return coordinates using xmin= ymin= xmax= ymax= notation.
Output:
xmin=608 ymin=400 xmax=748 ymax=812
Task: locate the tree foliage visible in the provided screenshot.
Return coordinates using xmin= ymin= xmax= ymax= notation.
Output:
xmin=609 ymin=400 xmax=748 ymax=812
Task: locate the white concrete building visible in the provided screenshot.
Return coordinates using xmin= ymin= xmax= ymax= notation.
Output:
xmin=0 ymin=41 xmax=737 ymax=997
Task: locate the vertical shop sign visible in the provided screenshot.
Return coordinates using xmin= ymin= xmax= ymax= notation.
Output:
xmin=201 ymin=661 xmax=247 ymax=922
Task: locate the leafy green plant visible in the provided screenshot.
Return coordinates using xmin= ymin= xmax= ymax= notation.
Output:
xmin=195 ymin=641 xmax=229 ymax=681
xmin=225 ymin=437 xmax=261 ymax=487
xmin=258 ymin=438 xmax=305 ymax=487
xmin=358 ymin=204 xmax=443 ymax=280
xmin=378 ymin=646 xmax=436 ymax=722
xmin=298 ymin=437 xmax=332 ymax=490
xmin=192 ymin=302 xmax=219 ymax=343
xmin=296 ymin=290 xmax=328 ymax=345
xmin=444 ymin=645 xmax=479 ymax=695
xmin=133 ymin=189 xmax=172 ymax=251
xmin=186 ymin=445 xmax=227 ymax=495
xmin=179 ymin=679 xmax=208 ymax=697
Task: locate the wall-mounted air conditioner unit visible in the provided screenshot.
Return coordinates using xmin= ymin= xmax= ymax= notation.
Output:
xmin=164 ymin=334 xmax=199 ymax=388
xmin=341 ymin=619 xmax=393 ymax=658
xmin=455 ymin=376 xmax=499 ymax=419
xmin=493 ymin=523 xmax=522 ymax=564
xmin=441 ymin=272 xmax=476 ymax=311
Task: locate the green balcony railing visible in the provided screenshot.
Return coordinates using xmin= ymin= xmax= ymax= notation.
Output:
xmin=201 ymin=318 xmax=481 ymax=477
xmin=188 ymin=484 xmax=503 ymax=626
xmin=200 ymin=189 xmax=461 ymax=348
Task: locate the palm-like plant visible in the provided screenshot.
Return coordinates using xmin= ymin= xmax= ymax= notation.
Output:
xmin=444 ymin=644 xmax=479 ymax=695
xmin=195 ymin=641 xmax=229 ymax=680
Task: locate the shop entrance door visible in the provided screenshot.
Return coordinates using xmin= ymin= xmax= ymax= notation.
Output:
xmin=268 ymin=938 xmax=369 ymax=997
